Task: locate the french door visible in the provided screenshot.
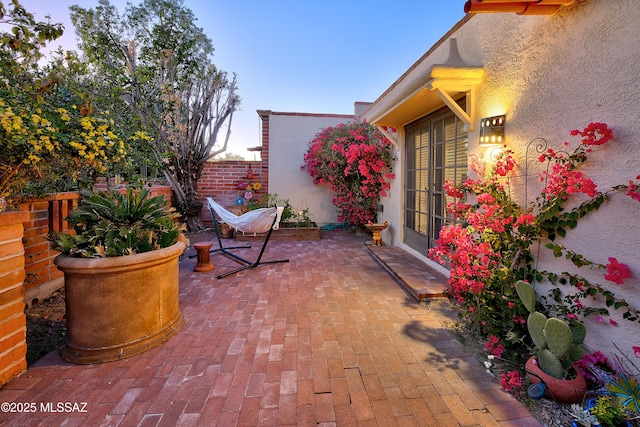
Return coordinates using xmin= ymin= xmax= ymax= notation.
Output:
xmin=404 ymin=104 xmax=468 ymax=254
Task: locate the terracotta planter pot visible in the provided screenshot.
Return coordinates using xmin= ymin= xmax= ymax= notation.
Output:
xmin=54 ymin=241 xmax=185 ymax=364
xmin=525 ymin=356 xmax=587 ymax=404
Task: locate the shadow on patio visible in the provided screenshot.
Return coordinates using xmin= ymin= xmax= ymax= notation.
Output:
xmin=0 ymin=230 xmax=541 ymax=426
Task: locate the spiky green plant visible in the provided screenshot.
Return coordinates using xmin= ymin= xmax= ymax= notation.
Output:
xmin=48 ymin=187 xmax=184 ymax=257
xmin=606 ymin=373 xmax=640 ymax=416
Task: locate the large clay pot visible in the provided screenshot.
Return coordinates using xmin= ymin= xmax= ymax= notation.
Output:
xmin=54 ymin=241 xmax=185 ymax=364
xmin=525 ymin=356 xmax=587 ymax=404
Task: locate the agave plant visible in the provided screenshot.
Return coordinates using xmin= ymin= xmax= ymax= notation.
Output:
xmin=606 ymin=373 xmax=640 ymax=415
xmin=48 ymin=187 xmax=185 ymax=257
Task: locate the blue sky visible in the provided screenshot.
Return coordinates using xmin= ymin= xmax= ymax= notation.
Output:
xmin=19 ymin=0 xmax=466 ymax=159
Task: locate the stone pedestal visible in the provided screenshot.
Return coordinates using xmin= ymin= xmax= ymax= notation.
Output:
xmin=364 ymin=221 xmax=389 ymax=246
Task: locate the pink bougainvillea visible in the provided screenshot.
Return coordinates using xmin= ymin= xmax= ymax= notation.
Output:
xmin=484 ymin=335 xmax=505 ymax=358
xmin=625 ymin=175 xmax=640 ymax=202
xmin=304 ymin=121 xmax=394 ymax=227
xmin=429 ymin=122 xmax=640 ymax=361
xmin=569 ymin=122 xmax=614 ymax=146
xmin=604 ymin=257 xmax=631 ymax=285
xmin=499 ymin=370 xmax=524 ymax=392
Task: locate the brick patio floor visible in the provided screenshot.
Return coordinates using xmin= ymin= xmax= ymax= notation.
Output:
xmin=0 ymin=230 xmax=542 ymax=426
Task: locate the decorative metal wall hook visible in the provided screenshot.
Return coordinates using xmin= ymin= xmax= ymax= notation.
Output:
xmin=524 ymin=137 xmax=573 ymax=205
xmin=524 ymin=137 xmax=548 ymax=205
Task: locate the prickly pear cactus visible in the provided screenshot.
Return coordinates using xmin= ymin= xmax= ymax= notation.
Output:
xmin=527 ymin=311 xmax=548 ymax=349
xmin=571 ymin=322 xmax=586 ymax=344
xmin=569 ymin=343 xmax=584 ymax=362
xmin=544 ymin=317 xmax=573 ymax=356
xmin=516 ymin=280 xmax=536 ymax=313
xmin=538 ymin=348 xmax=565 ymax=379
xmin=515 ymin=280 xmax=586 ymax=379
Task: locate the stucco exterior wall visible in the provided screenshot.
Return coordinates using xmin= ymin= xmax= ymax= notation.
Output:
xmin=265 ymin=112 xmax=354 ymax=226
xmin=365 ymin=0 xmax=640 ymax=357
xmin=464 ymin=0 xmax=640 ymax=355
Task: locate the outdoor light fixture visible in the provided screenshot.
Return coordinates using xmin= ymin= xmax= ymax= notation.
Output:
xmin=479 ymin=115 xmax=505 ymax=145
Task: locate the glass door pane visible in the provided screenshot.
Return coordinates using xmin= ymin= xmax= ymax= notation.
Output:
xmin=404 ymin=102 xmax=467 ymax=255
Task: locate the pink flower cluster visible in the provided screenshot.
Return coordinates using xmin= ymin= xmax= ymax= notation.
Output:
xmin=626 ymin=175 xmax=640 ymax=202
xmin=569 ymin=122 xmax=614 ymax=146
xmin=499 ymin=370 xmax=523 ymax=392
xmin=484 ymin=335 xmax=505 ymax=358
xmin=604 ymin=257 xmax=631 ymax=285
xmin=494 ymin=150 xmax=517 ymax=176
xmin=537 ymin=123 xmax=617 ymax=200
xmin=429 ymin=224 xmax=498 ymax=302
xmin=304 ymin=122 xmax=394 ymax=226
xmin=575 ymin=350 xmax=613 ymax=383
xmin=540 ymin=155 xmax=597 ymax=200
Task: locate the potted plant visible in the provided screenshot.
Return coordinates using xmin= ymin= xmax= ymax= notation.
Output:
xmin=516 ymin=280 xmax=588 ymax=403
xmin=571 ymin=397 xmax=634 ymax=427
xmin=48 ymin=187 xmax=186 ymax=364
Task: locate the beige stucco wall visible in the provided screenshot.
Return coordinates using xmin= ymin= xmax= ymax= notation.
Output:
xmin=266 ymin=112 xmax=354 ymax=226
xmin=365 ymin=0 xmax=640 ymax=357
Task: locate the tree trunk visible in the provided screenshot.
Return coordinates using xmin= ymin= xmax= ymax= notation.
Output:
xmin=181 ymin=193 xmax=203 ymax=232
xmin=162 ymin=162 xmax=204 ymax=232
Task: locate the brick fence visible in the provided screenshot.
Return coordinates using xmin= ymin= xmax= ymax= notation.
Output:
xmin=19 ymin=192 xmax=79 ymax=306
xmin=0 ymin=210 xmax=29 ymax=385
xmin=198 ymin=160 xmax=268 ymax=227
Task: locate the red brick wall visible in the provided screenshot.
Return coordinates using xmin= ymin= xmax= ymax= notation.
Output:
xmin=19 ymin=193 xmax=79 ymax=301
xmin=198 ymin=160 xmax=267 ymax=226
xmin=93 ymin=179 xmax=175 ymax=201
xmin=195 ymin=110 xmax=270 ymax=227
xmin=0 ymin=210 xmax=29 ymax=385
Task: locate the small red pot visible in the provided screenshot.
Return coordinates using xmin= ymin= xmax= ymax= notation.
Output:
xmin=525 ymin=356 xmax=587 ymax=404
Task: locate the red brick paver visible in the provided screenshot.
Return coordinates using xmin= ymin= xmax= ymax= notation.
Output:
xmin=0 ymin=230 xmax=541 ymax=426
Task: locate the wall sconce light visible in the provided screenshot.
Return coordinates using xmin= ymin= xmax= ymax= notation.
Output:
xmin=479 ymin=115 xmax=505 ymax=145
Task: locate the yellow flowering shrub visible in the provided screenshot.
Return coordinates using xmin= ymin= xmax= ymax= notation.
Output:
xmin=0 ymin=98 xmax=128 ymax=197
xmin=1 ymin=1 xmax=131 ymax=199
